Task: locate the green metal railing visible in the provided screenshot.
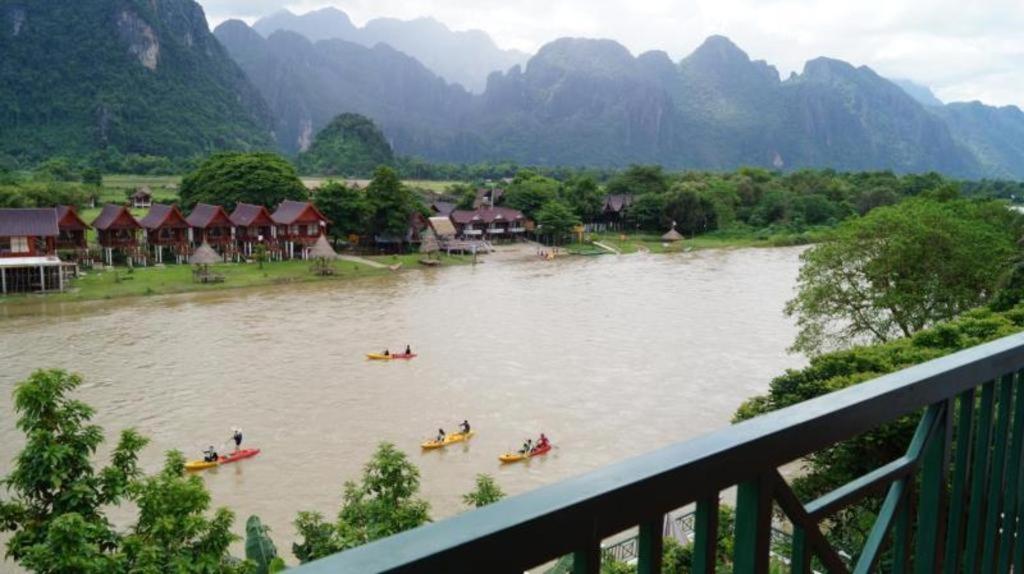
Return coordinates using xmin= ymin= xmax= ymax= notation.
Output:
xmin=296 ymin=333 xmax=1024 ymax=573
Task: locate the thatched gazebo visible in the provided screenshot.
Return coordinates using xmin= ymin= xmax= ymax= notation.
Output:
xmin=190 ymin=242 xmax=224 ymax=283
xmin=309 ymin=234 xmax=337 ymax=276
xmin=419 ymin=229 xmax=441 ymax=265
xmin=661 ymin=226 xmax=683 ymax=242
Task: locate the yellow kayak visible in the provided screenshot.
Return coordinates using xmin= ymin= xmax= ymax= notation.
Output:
xmin=421 ymin=431 xmax=474 ymax=450
xmin=185 ymin=459 xmax=219 ymax=471
xmin=366 ymin=353 xmax=417 ymax=361
xmin=500 ymin=443 xmax=552 ymax=463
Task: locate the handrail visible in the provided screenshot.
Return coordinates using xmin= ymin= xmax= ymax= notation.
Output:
xmin=296 ymin=332 xmax=1024 ymax=573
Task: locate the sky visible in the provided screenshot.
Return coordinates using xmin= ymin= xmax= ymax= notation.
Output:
xmin=200 ymin=0 xmax=1024 ymax=108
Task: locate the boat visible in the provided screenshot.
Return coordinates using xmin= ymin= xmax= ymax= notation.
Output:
xmin=499 ymin=442 xmax=552 ymax=463
xmin=185 ymin=448 xmax=261 ymax=471
xmin=421 ymin=431 xmax=475 ymax=450
xmin=366 ymin=352 xmax=418 ymax=361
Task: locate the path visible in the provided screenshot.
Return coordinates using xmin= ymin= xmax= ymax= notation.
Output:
xmin=592 ymin=241 xmax=621 ymax=255
xmin=337 ymin=255 xmax=387 ymax=269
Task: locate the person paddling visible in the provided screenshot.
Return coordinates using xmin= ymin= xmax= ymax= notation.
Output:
xmin=231 ymin=428 xmax=243 ymax=452
xmin=384 ymin=349 xmax=390 ymax=357
xmin=203 ymin=446 xmax=218 ymax=463
xmin=405 ymin=344 xmax=412 ymax=355
xmin=459 ymin=420 xmax=471 ymax=434
xmin=537 ymin=433 xmax=549 ymax=449
xmin=519 ymin=438 xmax=533 ymax=455
xmin=436 ymin=428 xmax=446 ymax=442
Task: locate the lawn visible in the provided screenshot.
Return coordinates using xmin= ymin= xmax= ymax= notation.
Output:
xmin=587 ymin=228 xmax=829 ymax=254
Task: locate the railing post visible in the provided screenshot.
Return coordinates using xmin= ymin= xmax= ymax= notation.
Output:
xmin=693 ymin=496 xmax=720 ymax=574
xmin=981 ymin=375 xmax=1015 ymax=573
xmin=964 ymin=379 xmax=997 ymax=574
xmin=572 ymin=544 xmax=600 ymax=574
xmin=915 ymin=402 xmax=951 ymax=573
xmin=943 ymin=387 xmax=976 ymax=574
xmin=734 ymin=476 xmax=772 ymax=574
xmin=997 ymin=372 xmax=1024 ymax=574
xmin=790 ymin=527 xmax=811 ymax=574
xmin=637 ymin=518 xmax=663 ymax=574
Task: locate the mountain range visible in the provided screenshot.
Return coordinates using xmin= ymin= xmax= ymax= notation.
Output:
xmin=2 ymin=0 xmax=1024 ymax=179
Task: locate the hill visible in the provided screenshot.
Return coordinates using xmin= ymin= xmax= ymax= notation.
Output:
xmin=296 ymin=113 xmax=395 ymax=176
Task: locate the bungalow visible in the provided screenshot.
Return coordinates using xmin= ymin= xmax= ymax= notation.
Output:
xmin=596 ymin=194 xmax=634 ymax=230
xmin=230 ymin=203 xmax=277 ymax=257
xmin=450 ymin=207 xmax=528 ymax=242
xmin=56 ymin=205 xmax=90 ymax=253
xmin=187 ymin=203 xmax=234 ymax=255
xmin=430 ymin=201 xmax=456 ymax=217
xmin=92 ymin=204 xmax=143 ymax=266
xmin=473 ymin=188 xmax=504 ymax=209
xmin=271 ymin=200 xmax=330 ymax=259
xmin=131 ymin=186 xmax=153 ymax=209
xmin=140 ymin=204 xmax=190 ymax=264
xmin=0 ymin=208 xmax=66 ymax=294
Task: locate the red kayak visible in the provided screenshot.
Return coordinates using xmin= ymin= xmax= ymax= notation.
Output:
xmin=186 ymin=448 xmax=260 ymax=471
xmin=530 ymin=443 xmax=552 ymax=457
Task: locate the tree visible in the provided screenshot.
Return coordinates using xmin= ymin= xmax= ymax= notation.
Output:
xmin=80 ymin=167 xmax=102 ymax=187
xmin=365 ymin=166 xmax=419 ymax=239
xmin=297 ymin=113 xmax=395 ymax=177
xmin=180 ymin=152 xmax=308 ymax=211
xmin=462 ymin=475 xmax=505 ymax=508
xmin=786 ymin=198 xmax=1020 ymax=355
xmin=560 ymin=176 xmax=604 ymax=222
xmin=605 ymin=165 xmax=669 ymax=196
xmin=449 ymin=183 xmax=477 ymax=210
xmin=314 ymin=181 xmax=371 ymax=240
xmin=662 ymin=184 xmax=718 ymax=236
xmin=245 ymin=515 xmax=286 ymax=574
xmin=535 ymin=200 xmax=581 ymax=244
xmin=504 ymin=172 xmax=559 ymax=219
xmin=0 ymin=369 xmax=148 ymax=567
xmin=293 ymin=442 xmax=431 ymax=563
xmin=624 ymin=193 xmax=667 ymax=231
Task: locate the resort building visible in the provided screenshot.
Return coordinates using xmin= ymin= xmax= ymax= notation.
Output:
xmin=271 ymin=200 xmax=330 ymax=259
xmin=596 ymin=193 xmax=634 ymax=230
xmin=0 ymin=208 xmax=68 ymax=294
xmin=131 ymin=186 xmax=153 ymax=209
xmin=450 ymin=206 xmax=528 ymax=242
xmin=140 ymin=204 xmax=190 ymax=264
xmin=473 ymin=188 xmax=504 ymax=208
xmin=92 ymin=204 xmax=143 ymax=266
xmin=430 ymin=201 xmax=456 ymax=217
xmin=186 ymin=203 xmax=235 ymax=255
xmin=55 ymin=206 xmax=90 ymax=253
xmin=230 ymin=203 xmax=277 ymax=258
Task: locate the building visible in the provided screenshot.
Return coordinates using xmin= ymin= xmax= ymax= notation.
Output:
xmin=186 ymin=203 xmax=235 ymax=255
xmin=430 ymin=201 xmax=456 ymax=217
xmin=55 ymin=206 xmax=90 ymax=253
xmin=140 ymin=204 xmax=190 ymax=264
xmin=0 ymin=208 xmax=68 ymax=294
xmin=450 ymin=207 xmax=528 ymax=241
xmin=131 ymin=186 xmax=153 ymax=209
xmin=230 ymin=203 xmax=277 ymax=258
xmin=271 ymin=200 xmax=330 ymax=259
xmin=597 ymin=194 xmax=634 ymax=229
xmin=92 ymin=204 xmax=143 ymax=266
xmin=473 ymin=188 xmax=504 ymax=208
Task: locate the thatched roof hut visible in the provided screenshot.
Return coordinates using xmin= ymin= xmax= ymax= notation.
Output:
xmin=189 ymin=242 xmax=221 ymax=265
xmin=661 ymin=228 xmax=683 ymax=242
xmin=419 ymin=229 xmax=441 ymax=254
xmin=309 ymin=234 xmax=338 ymax=260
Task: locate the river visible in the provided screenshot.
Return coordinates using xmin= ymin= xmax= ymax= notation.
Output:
xmin=0 ymin=246 xmax=806 ymax=562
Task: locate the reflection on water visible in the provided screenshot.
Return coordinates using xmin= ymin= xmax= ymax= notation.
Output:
xmin=0 ymin=247 xmax=806 ymax=557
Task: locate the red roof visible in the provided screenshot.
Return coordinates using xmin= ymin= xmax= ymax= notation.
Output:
xmin=186 ymin=203 xmax=233 ymax=228
xmin=56 ymin=206 xmax=91 ymax=231
xmin=450 ymin=207 xmax=526 ymax=225
xmin=91 ymin=204 xmax=141 ymax=231
xmin=230 ymin=203 xmax=275 ymax=227
xmin=271 ymin=200 xmax=330 ymax=225
xmin=0 ymin=208 xmax=59 ymax=237
xmin=140 ymin=204 xmax=189 ymax=230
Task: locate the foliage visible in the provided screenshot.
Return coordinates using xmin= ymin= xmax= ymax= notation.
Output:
xmin=605 ymin=165 xmax=669 ymax=197
xmin=504 ymin=171 xmax=560 ymax=219
xmin=448 ymin=183 xmax=478 ymax=210
xmin=297 ymin=114 xmax=395 ymax=177
xmin=786 ymin=198 xmax=1021 ymax=355
xmin=560 ymin=176 xmax=604 ymax=222
xmin=365 ymin=167 xmax=420 ymax=239
xmin=245 ymin=515 xmax=286 ymax=574
xmin=462 ymin=474 xmax=505 ymax=508
xmin=662 ymin=183 xmax=718 ymax=235
xmin=293 ymin=442 xmax=431 ymax=563
xmin=313 ymin=181 xmax=371 ymax=240
xmin=0 ymin=181 xmax=94 ymax=209
xmin=179 ymin=152 xmax=308 ymax=210
xmin=535 ymin=200 xmax=582 ymax=244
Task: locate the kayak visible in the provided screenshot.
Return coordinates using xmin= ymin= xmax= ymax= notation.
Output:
xmin=499 ymin=442 xmax=552 ymax=463
xmin=366 ymin=353 xmax=418 ymax=361
xmin=421 ymin=431 xmax=475 ymax=450
xmin=185 ymin=448 xmax=261 ymax=471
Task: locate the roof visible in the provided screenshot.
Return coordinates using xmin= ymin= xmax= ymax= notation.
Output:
xmin=662 ymin=228 xmax=684 ymax=241
xmin=230 ymin=203 xmax=275 ymax=227
xmin=91 ymin=204 xmax=141 ymax=231
xmin=450 ymin=207 xmax=526 ymax=225
xmin=0 ymin=208 xmax=59 ymax=237
xmin=56 ymin=206 xmax=91 ymax=231
xmin=0 ymin=255 xmax=64 ymax=268
xmin=186 ymin=203 xmax=233 ymax=228
xmin=140 ymin=204 xmax=189 ymax=230
xmin=428 ymin=216 xmax=456 ymax=237
xmin=473 ymin=188 xmax=505 ymax=208
xmin=131 ymin=186 xmax=152 ymax=199
xmin=603 ymin=194 xmax=634 ymax=213
xmin=308 ymin=234 xmax=338 ymax=259
xmin=188 ymin=242 xmax=221 ymax=265
xmin=271 ymin=200 xmax=330 ymax=225
xmin=431 ymin=201 xmax=456 ymax=216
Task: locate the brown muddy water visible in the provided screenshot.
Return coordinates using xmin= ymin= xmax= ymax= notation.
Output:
xmin=0 ymin=247 xmax=806 ymax=563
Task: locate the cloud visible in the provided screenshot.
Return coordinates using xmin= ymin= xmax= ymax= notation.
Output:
xmin=201 ymin=0 xmax=1024 ymax=108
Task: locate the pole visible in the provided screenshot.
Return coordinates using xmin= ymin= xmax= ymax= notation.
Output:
xmin=1 ymin=267 xmax=5 ymax=294
xmin=39 ymin=265 xmax=45 ymax=292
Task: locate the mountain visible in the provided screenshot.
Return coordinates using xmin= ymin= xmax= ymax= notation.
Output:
xmin=297 ymin=113 xmax=395 ymax=176
xmin=935 ymin=102 xmax=1024 ymax=179
xmin=252 ymin=8 xmax=528 ymax=93
xmin=893 ymin=79 xmax=944 ymax=107
xmin=0 ymin=0 xmax=271 ymax=164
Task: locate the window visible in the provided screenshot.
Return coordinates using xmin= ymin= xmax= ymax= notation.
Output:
xmin=308 ymin=224 xmax=318 ymax=235
xmin=11 ymin=237 xmax=29 ymax=253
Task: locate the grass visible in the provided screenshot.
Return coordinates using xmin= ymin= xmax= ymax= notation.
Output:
xmin=587 ymin=227 xmax=830 ymax=254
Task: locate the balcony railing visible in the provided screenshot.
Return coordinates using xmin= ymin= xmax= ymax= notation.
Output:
xmin=294 ymin=332 xmax=1024 ymax=573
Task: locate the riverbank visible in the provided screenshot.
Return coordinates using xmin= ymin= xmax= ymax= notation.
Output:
xmin=586 ymin=227 xmax=830 ymax=254
xmin=0 ymin=253 xmax=469 ymax=308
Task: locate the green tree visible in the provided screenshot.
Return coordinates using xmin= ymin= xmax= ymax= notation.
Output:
xmin=365 ymin=166 xmax=419 ymax=239
xmin=293 ymin=442 xmax=431 ymax=563
xmin=180 ymin=152 xmax=308 ymax=210
xmin=662 ymin=184 xmax=718 ymax=236
xmin=786 ymin=198 xmax=1020 ymax=355
xmin=560 ymin=176 xmax=604 ymax=222
xmin=624 ymin=193 xmax=667 ymax=231
xmin=504 ymin=172 xmax=560 ymax=219
xmin=245 ymin=515 xmax=286 ymax=574
xmin=80 ymin=167 xmax=102 ymax=187
xmin=314 ymin=181 xmax=371 ymax=240
xmin=605 ymin=165 xmax=669 ymax=196
xmin=462 ymin=474 xmax=505 ymax=508
xmin=536 ymin=200 xmax=582 ymax=244
xmin=0 ymin=369 xmax=148 ymax=567
xmin=33 ymin=157 xmax=79 ymax=182
xmin=297 ymin=113 xmax=395 ymax=177
xmin=448 ymin=183 xmax=477 ymax=210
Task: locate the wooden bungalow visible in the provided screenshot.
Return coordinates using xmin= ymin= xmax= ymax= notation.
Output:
xmin=271 ymin=200 xmax=330 ymax=260
xmin=0 ymin=208 xmax=70 ymax=294
xmin=56 ymin=206 xmax=90 ymax=253
xmin=140 ymin=204 xmax=190 ymax=264
xmin=473 ymin=188 xmax=505 ymax=208
xmin=596 ymin=194 xmax=634 ymax=230
xmin=92 ymin=204 xmax=143 ymax=266
xmin=131 ymin=186 xmax=153 ymax=209
xmin=450 ymin=207 xmax=528 ymax=242
xmin=186 ymin=203 xmax=235 ymax=256
xmin=430 ymin=201 xmax=456 ymax=217
xmin=230 ymin=203 xmax=277 ymax=258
